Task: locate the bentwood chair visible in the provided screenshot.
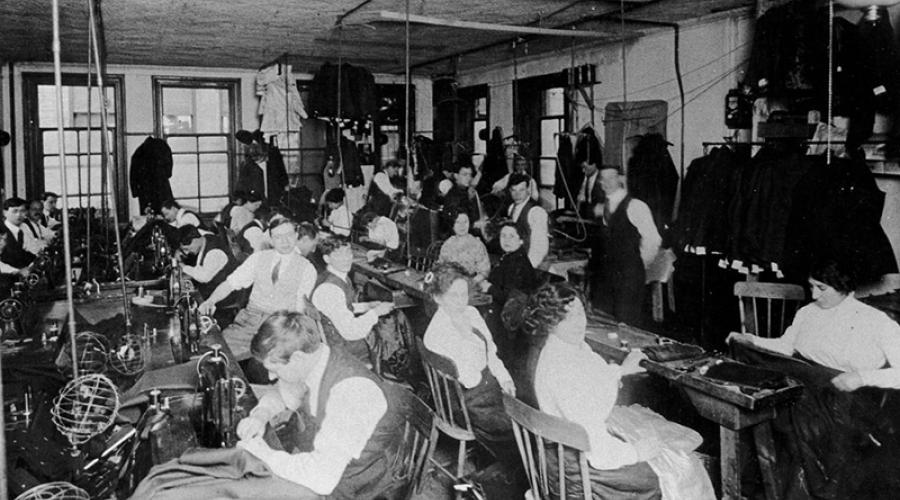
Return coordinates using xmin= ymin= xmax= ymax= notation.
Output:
xmin=380 ymin=381 xmax=439 ymax=500
xmin=502 ymin=393 xmax=592 ymax=500
xmin=415 ymin=338 xmax=479 ymax=482
xmin=734 ymin=281 xmax=806 ymax=338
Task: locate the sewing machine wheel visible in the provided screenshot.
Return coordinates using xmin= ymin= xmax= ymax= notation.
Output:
xmin=0 ymin=298 xmax=25 ymax=321
xmin=25 ymin=273 xmax=41 ymax=288
xmin=13 ymin=481 xmax=90 ymax=500
xmin=51 ymin=373 xmax=119 ymax=447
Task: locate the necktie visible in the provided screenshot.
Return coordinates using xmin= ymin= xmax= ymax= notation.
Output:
xmin=16 ymin=229 xmax=23 ymax=246
xmin=271 ymin=259 xmax=281 ymax=284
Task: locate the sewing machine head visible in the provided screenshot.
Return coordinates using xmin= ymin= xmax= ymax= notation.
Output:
xmin=196 ymin=344 xmax=244 ymax=448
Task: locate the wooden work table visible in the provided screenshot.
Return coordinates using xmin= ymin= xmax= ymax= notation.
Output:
xmin=584 ymin=314 xmax=803 ymax=500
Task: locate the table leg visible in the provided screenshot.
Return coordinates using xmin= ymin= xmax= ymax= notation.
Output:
xmin=753 ymin=422 xmax=781 ymax=500
xmin=720 ymin=427 xmax=742 ymax=500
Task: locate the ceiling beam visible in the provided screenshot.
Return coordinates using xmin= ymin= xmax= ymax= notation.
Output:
xmin=361 ymin=11 xmax=610 ymax=38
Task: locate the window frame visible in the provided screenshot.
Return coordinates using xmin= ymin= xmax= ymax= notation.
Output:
xmin=152 ymin=76 xmax=240 ymax=214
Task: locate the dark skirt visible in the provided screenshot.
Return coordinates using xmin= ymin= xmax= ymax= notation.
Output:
xmin=547 ymin=447 xmax=661 ymax=500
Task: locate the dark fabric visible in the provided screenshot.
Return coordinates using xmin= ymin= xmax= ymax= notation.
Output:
xmin=236 ymin=158 xmax=266 ymax=198
xmin=546 ymin=447 xmax=661 ymax=500
xmin=783 ymin=155 xmax=897 ymax=283
xmin=590 ymin=196 xmax=645 ymax=325
xmin=507 ymin=199 xmax=539 ymax=254
xmin=553 ymin=135 xmax=578 ymax=200
xmin=0 ymin=223 xmax=35 ymax=269
xmin=129 ymin=447 xmax=320 ymax=500
xmin=325 ymin=129 xmax=364 ymax=188
xmin=442 ymin=185 xmax=479 ymax=223
xmin=313 ymin=346 xmax=405 ymax=500
xmin=266 ymin=145 xmax=289 ymax=198
xmin=731 ymin=342 xmax=900 ymax=500
xmin=487 ymin=249 xmax=538 ymax=309
xmin=463 ymin=368 xmax=515 ymax=449
xmin=129 ymin=136 xmax=174 ymax=214
xmin=641 ymin=343 xmax=704 ymax=363
xmin=626 ymin=134 xmax=678 ymax=235
xmin=308 ymin=63 xmax=377 ymax=122
xmin=477 ymin=127 xmax=508 ymax=195
xmin=364 ymin=172 xmax=395 ymax=217
xmin=195 ymin=235 xmax=240 ymax=305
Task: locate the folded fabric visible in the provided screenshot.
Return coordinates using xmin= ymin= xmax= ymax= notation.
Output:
xmin=642 ymin=343 xmax=705 ymax=363
xmin=703 ymin=361 xmax=789 ymax=391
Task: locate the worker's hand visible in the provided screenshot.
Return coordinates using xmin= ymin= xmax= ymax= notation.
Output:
xmin=634 ymin=435 xmax=664 ymax=462
xmin=373 ymin=301 xmax=394 ymax=316
xmin=198 ymin=300 xmax=217 ymax=316
xmin=236 ymin=414 xmax=267 ymax=440
xmin=621 ymin=350 xmax=648 ymax=376
xmin=478 ymin=280 xmax=491 ymax=293
xmin=499 ymin=379 xmax=516 ymax=395
xmin=726 ymin=332 xmax=754 ymax=345
xmin=236 ymin=435 xmax=271 ymax=460
xmin=831 ymin=372 xmax=864 ymax=392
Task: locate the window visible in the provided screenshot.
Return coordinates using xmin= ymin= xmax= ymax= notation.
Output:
xmin=539 ymin=88 xmax=567 ymax=191
xmin=153 ymin=78 xmax=238 ymax=214
xmin=472 ymin=96 xmax=489 ymax=165
xmin=23 ymin=73 xmax=124 ymax=212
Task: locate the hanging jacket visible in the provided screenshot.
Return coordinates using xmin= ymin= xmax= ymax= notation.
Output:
xmin=477 ymin=127 xmax=507 ymax=195
xmin=553 ymin=135 xmax=577 ymax=200
xmin=130 ymin=136 xmax=174 ymax=214
xmin=626 ymin=133 xmax=679 ymax=235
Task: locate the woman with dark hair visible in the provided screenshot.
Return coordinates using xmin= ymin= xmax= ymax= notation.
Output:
xmin=729 ymin=258 xmax=900 ymax=391
xmin=437 ymin=209 xmax=490 ymax=284
xmin=524 ymin=281 xmax=664 ymax=499
xmin=422 ymin=261 xmax=516 ymax=451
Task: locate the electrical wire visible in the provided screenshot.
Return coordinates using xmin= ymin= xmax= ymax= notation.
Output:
xmin=826 ymin=0 xmax=834 ymax=165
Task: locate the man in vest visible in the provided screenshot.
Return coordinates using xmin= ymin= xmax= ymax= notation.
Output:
xmin=41 ymin=192 xmax=61 ymax=230
xmin=312 ymin=235 xmax=393 ymax=361
xmin=506 ymin=172 xmax=549 ymax=268
xmin=199 ymin=218 xmax=317 ymax=378
xmin=365 ymin=160 xmax=403 ymax=217
xmin=160 ymin=198 xmax=210 ymax=234
xmin=176 ymin=225 xmax=242 ymax=327
xmin=588 ymin=165 xmax=661 ymax=325
xmin=236 ymin=311 xmax=404 ymax=499
xmin=235 ymin=193 xmax=267 ymax=258
xmin=22 ymin=200 xmax=53 ymax=254
xmin=1 ymin=197 xmax=35 ymax=276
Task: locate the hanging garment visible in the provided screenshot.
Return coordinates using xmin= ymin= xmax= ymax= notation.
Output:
xmin=266 ymin=144 xmax=289 ymax=197
xmin=130 ymin=136 xmax=174 ymax=214
xmin=626 ymin=133 xmax=679 ymax=235
xmin=324 ymin=126 xmax=364 ymax=188
xmin=553 ymin=134 xmax=577 ymax=200
xmin=257 ymin=64 xmax=308 ymax=137
xmin=308 ymin=63 xmax=377 ymax=122
xmin=476 ymin=127 xmax=507 ymax=195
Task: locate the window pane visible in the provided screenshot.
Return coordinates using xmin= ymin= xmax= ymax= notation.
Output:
xmin=540 ymin=158 xmax=557 ymax=188
xmin=543 ymin=88 xmax=565 ymax=116
xmin=167 ymin=136 xmax=196 ymax=153
xmin=198 ymin=154 xmax=229 ymax=197
xmin=198 ymin=136 xmax=226 ymax=152
xmin=540 ymin=119 xmax=560 ymax=155
xmin=200 ymin=197 xmax=229 ymax=214
xmin=195 ymin=88 xmax=229 ymax=133
xmin=171 ymin=155 xmax=199 ymax=199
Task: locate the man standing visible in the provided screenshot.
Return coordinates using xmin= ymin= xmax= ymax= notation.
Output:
xmin=575 ymin=134 xmax=604 ymax=218
xmin=365 ymin=160 xmax=403 ymax=217
xmin=442 ymin=162 xmax=480 ymax=223
xmin=1 ymin=198 xmax=36 ymax=275
xmin=236 ymin=311 xmax=404 ymax=499
xmin=198 ymin=218 xmax=317 ymax=367
xmin=588 ymin=165 xmax=661 ymax=325
xmin=176 ymin=225 xmax=241 ymax=327
xmin=505 ymin=173 xmax=549 ymax=268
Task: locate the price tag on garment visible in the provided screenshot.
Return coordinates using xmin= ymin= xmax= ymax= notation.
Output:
xmin=731 ymin=260 xmax=743 ymax=270
xmin=696 ymin=246 xmax=706 ymax=256
xmin=874 ymin=85 xmax=887 ymax=96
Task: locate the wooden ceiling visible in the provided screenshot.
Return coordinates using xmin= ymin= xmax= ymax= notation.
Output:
xmin=0 ymin=0 xmax=753 ymax=75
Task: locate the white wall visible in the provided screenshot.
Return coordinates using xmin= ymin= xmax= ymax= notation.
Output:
xmin=0 ymin=62 xmax=432 ymax=217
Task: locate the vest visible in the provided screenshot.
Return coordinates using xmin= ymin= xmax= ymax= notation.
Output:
xmin=196 ymin=235 xmax=239 ymax=302
xmin=602 ymin=196 xmax=643 ymax=273
xmin=22 ymin=220 xmax=40 ymax=240
xmin=507 ymin=199 xmax=540 ymax=252
xmin=314 ymin=270 xmax=370 ymax=361
xmin=246 ymin=250 xmax=311 ymax=313
xmin=315 ymin=270 xmax=355 ymax=309
xmin=236 ymin=219 xmax=266 ymax=256
xmin=0 ymin=223 xmax=35 ymax=269
xmin=312 ymin=347 xmax=404 ymax=499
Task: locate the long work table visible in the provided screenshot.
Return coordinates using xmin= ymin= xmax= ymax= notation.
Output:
xmin=584 ymin=314 xmax=803 ymax=500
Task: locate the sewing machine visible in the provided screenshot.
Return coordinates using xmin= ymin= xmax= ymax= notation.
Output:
xmin=196 ymin=344 xmax=243 ymax=448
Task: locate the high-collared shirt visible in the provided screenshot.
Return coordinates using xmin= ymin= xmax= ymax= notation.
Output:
xmin=182 ymin=239 xmax=228 ymax=283
xmin=368 ymin=216 xmax=399 ymax=250
xmin=751 ymin=294 xmax=900 ymax=389
xmin=312 ymin=266 xmax=380 ymax=341
xmin=604 ymin=188 xmax=661 ymax=268
xmin=226 ymin=248 xmax=317 ymax=310
xmin=247 ymin=345 xmax=386 ymax=495
xmin=507 ymin=201 xmax=549 ymax=267
xmin=21 ymin=219 xmax=48 ymax=254
xmin=423 ymin=306 xmax=512 ymax=389
xmin=534 ymin=334 xmax=640 ymax=470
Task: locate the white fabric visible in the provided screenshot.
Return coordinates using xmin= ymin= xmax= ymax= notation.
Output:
xmin=751 ymin=295 xmax=900 ymax=388
xmin=534 ymin=334 xmax=639 ymax=470
xmin=243 ymin=225 xmax=267 ymax=253
xmin=327 ymin=205 xmax=351 ymax=236
xmin=312 ymin=267 xmax=380 ymax=342
xmin=423 ymin=306 xmax=512 ymax=389
xmin=605 ymin=189 xmax=661 ymax=268
xmin=230 ymin=205 xmax=255 ymax=234
xmin=247 ymin=345 xmax=386 ymax=495
xmin=182 ymin=241 xmax=228 ymax=283
xmin=257 ymin=64 xmax=308 ymax=136
xmin=368 ymin=217 xmax=399 ymax=250
xmin=577 ymin=172 xmax=599 ymax=204
xmin=507 ymin=202 xmax=549 ymax=268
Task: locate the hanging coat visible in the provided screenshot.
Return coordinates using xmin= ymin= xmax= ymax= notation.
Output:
xmin=626 ymin=133 xmax=679 ymax=235
xmin=130 ymin=136 xmax=174 ymax=214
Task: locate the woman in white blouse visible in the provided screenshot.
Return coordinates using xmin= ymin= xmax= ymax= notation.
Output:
xmin=422 ymin=261 xmax=516 ymax=450
xmin=729 ymin=259 xmax=900 ymax=391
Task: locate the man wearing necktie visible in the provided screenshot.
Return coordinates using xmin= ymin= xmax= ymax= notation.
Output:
xmin=1 ymin=197 xmax=36 ymax=277
xmin=22 ymin=200 xmax=53 ymax=255
xmin=199 ymin=218 xmax=317 ymax=380
xmin=587 ymin=165 xmax=661 ymax=325
xmin=575 ymin=130 xmax=605 ymax=219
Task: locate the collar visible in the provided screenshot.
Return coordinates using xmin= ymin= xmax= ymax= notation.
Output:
xmin=197 ymin=236 xmax=207 ymax=256
xmin=304 ymin=344 xmax=331 ymax=416
xmin=4 ymin=220 xmax=21 ymax=234
xmin=326 ymin=265 xmax=349 ymax=282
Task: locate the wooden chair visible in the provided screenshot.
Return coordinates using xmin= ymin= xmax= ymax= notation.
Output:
xmin=415 ymin=337 xmax=478 ymax=481
xmin=381 ymin=381 xmax=439 ymax=500
xmin=734 ymin=281 xmax=806 ymax=338
xmin=502 ymin=393 xmax=592 ymax=500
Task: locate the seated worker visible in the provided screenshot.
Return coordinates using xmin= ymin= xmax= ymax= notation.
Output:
xmin=729 ymin=258 xmax=900 ymax=391
xmin=312 ymin=235 xmax=394 ymax=361
xmin=504 ymin=173 xmax=549 ymax=269
xmin=479 ymin=221 xmax=539 ymax=360
xmin=359 ymin=211 xmax=399 ymax=251
xmin=22 ymin=199 xmax=52 ymax=254
xmin=198 ymin=218 xmax=317 ymax=376
xmin=234 ymin=193 xmax=268 ymax=257
xmin=214 ymin=189 xmax=246 ymax=230
xmin=160 ymin=198 xmax=209 ymax=233
xmin=527 ymin=281 xmax=662 ymax=499
xmin=364 ymin=159 xmax=404 ymax=217
xmin=230 ymin=189 xmax=263 ymax=235
xmin=176 ymin=225 xmax=242 ymax=327
xmin=296 ymin=221 xmax=325 ymax=273
xmin=587 ymin=164 xmax=661 ymax=325
xmin=321 ymin=187 xmax=351 ymax=236
xmin=235 ymin=311 xmax=404 ymax=499
xmin=423 ymin=262 xmax=517 ymax=458
xmin=1 ymin=197 xmax=36 ymax=276
xmin=490 ymin=153 xmax=539 ymax=201
xmin=438 ymin=209 xmax=490 ymax=285
xmin=440 ymin=161 xmax=480 ymax=224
